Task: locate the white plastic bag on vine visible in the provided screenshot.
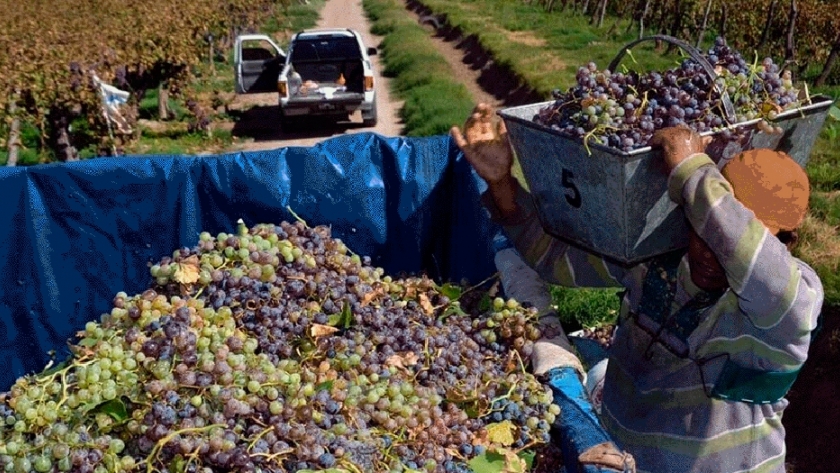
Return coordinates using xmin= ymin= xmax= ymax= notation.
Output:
xmin=92 ymin=74 xmax=132 ymax=134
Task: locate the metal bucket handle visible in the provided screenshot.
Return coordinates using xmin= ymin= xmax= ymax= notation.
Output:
xmin=607 ymin=34 xmax=737 ymax=123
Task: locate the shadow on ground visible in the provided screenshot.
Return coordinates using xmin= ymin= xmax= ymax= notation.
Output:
xmin=784 ymin=305 xmax=840 ymax=473
xmin=228 ymin=104 xmax=368 ymax=142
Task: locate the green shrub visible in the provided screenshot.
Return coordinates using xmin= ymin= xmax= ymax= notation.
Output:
xmin=549 ymin=286 xmax=622 ymax=330
xmin=401 ymin=80 xmax=475 ymax=137
xmin=380 ymin=33 xmax=454 ymax=92
xmin=363 ymin=0 xmax=475 ymax=137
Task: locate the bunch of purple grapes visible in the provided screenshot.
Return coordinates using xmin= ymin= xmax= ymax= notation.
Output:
xmin=535 ymin=37 xmax=807 ymax=152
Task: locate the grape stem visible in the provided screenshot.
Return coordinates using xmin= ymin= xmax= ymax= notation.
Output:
xmin=36 ymin=357 xmax=95 ymax=408
xmin=582 ymin=125 xmax=618 ymax=156
xmin=285 ymin=206 xmax=308 ymax=227
xmin=183 ymin=446 xmax=203 ymax=472
xmin=514 ymin=439 xmax=541 ymax=455
xmin=510 ymin=348 xmax=527 ymax=375
xmin=459 ymin=272 xmax=501 ymax=299
xmin=488 ymin=383 xmax=518 ymax=414
xmin=636 ymin=91 xmax=650 ymax=118
xmin=142 ymin=423 xmax=226 ymax=473
xmin=249 ymin=448 xmax=294 ymax=463
xmin=800 ymin=82 xmax=811 ymax=117
xmin=338 ymin=458 xmax=365 ymax=473
xmin=54 ymin=368 xmax=73 ymax=411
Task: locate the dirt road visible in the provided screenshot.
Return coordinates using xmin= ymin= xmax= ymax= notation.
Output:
xmin=229 ymin=0 xmax=404 ymax=151
xmin=226 ymin=0 xmax=510 ymax=152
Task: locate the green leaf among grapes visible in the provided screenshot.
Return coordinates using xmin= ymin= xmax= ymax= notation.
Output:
xmin=478 ymin=293 xmax=493 ymax=313
xmin=91 ymin=398 xmax=128 ymax=422
xmin=519 ymin=450 xmax=535 ymax=470
xmin=439 ymin=303 xmax=466 ymax=322
xmin=463 ymin=402 xmax=481 ymax=420
xmin=77 ymin=337 xmax=98 ymax=347
xmin=316 ymin=380 xmax=334 ymax=392
xmin=446 ymin=387 xmax=488 ymax=419
xmin=341 ymin=301 xmax=354 ymax=328
xmin=37 ymin=358 xmax=70 ymax=378
xmin=486 ymin=420 xmax=516 ymax=446
xmin=439 ymin=282 xmax=462 ymax=301
xmin=470 ymin=447 xmax=531 ymax=473
xmin=171 ymin=455 xmax=187 ymax=473
xmin=328 ymin=302 xmax=354 ymax=329
xmin=468 ymin=451 xmax=507 ymax=473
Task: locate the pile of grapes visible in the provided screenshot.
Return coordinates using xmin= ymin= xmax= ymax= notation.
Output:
xmin=0 ymin=221 xmax=559 ymax=473
xmin=535 ymin=37 xmax=811 ymax=152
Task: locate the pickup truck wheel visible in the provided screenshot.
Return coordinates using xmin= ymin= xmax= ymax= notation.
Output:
xmin=362 ymin=102 xmax=378 ymax=127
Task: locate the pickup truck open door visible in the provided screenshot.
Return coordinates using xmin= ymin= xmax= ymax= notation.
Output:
xmin=234 ymin=34 xmax=286 ymax=94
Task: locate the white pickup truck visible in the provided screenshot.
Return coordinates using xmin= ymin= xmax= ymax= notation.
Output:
xmin=234 ymin=29 xmax=379 ymax=127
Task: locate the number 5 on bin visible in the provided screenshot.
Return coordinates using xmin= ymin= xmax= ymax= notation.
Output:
xmin=561 ymin=169 xmax=581 ymax=208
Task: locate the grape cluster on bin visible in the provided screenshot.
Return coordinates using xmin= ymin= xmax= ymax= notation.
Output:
xmin=536 ymin=37 xmax=806 ymax=152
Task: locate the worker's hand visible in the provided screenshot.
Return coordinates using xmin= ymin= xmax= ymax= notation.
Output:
xmin=451 ymin=103 xmax=514 ymax=185
xmin=650 ymin=125 xmax=713 ymax=171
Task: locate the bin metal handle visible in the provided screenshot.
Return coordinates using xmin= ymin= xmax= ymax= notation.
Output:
xmin=607 ymin=34 xmax=737 ymax=123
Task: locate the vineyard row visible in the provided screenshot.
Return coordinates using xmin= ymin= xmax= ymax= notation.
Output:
xmin=0 ymin=0 xmax=291 ymax=164
xmin=533 ymin=0 xmax=840 ymax=86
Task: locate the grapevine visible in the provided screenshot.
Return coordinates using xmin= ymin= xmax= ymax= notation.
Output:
xmin=533 ymin=1 xmax=840 ymax=88
xmin=0 ymin=0 xmax=288 ymax=161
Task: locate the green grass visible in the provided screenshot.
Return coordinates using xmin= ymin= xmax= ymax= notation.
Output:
xmin=379 ymin=28 xmax=455 ymax=92
xmin=807 ymin=127 xmax=840 ymax=192
xmin=808 ymin=192 xmax=840 ymax=227
xmin=189 ymin=64 xmax=236 ymax=99
xmin=0 ymin=147 xmax=46 ymax=166
xmin=418 ymin=0 xmax=690 ymax=98
xmin=130 ymin=128 xmax=235 ymax=157
xmin=550 ymin=286 xmax=622 ymax=330
xmin=270 ymin=0 xmax=325 ymax=36
xmin=138 ymin=87 xmax=188 ymax=121
xmin=401 ymin=80 xmax=475 ymax=137
xmin=363 ymin=0 xmax=475 ymax=136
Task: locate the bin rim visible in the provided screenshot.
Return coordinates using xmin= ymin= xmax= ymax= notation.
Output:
xmin=497 ymin=94 xmax=835 ymax=159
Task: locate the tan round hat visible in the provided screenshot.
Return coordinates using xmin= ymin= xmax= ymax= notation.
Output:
xmin=720 ymin=149 xmax=810 ymax=234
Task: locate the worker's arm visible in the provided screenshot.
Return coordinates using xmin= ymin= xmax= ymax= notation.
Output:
xmin=456 ymin=106 xmax=636 ymax=472
xmin=654 ymin=126 xmax=823 ymax=380
xmin=669 ymin=154 xmax=823 ymax=371
xmin=452 ymin=104 xmax=628 ymax=289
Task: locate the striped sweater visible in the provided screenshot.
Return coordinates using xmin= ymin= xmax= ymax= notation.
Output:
xmin=484 ymin=153 xmax=824 ymax=473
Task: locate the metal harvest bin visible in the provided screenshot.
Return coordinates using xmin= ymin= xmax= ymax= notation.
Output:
xmin=497 ymin=36 xmax=835 ymax=265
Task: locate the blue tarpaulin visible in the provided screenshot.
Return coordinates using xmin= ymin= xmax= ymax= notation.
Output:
xmin=0 ymin=132 xmax=501 ymax=390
